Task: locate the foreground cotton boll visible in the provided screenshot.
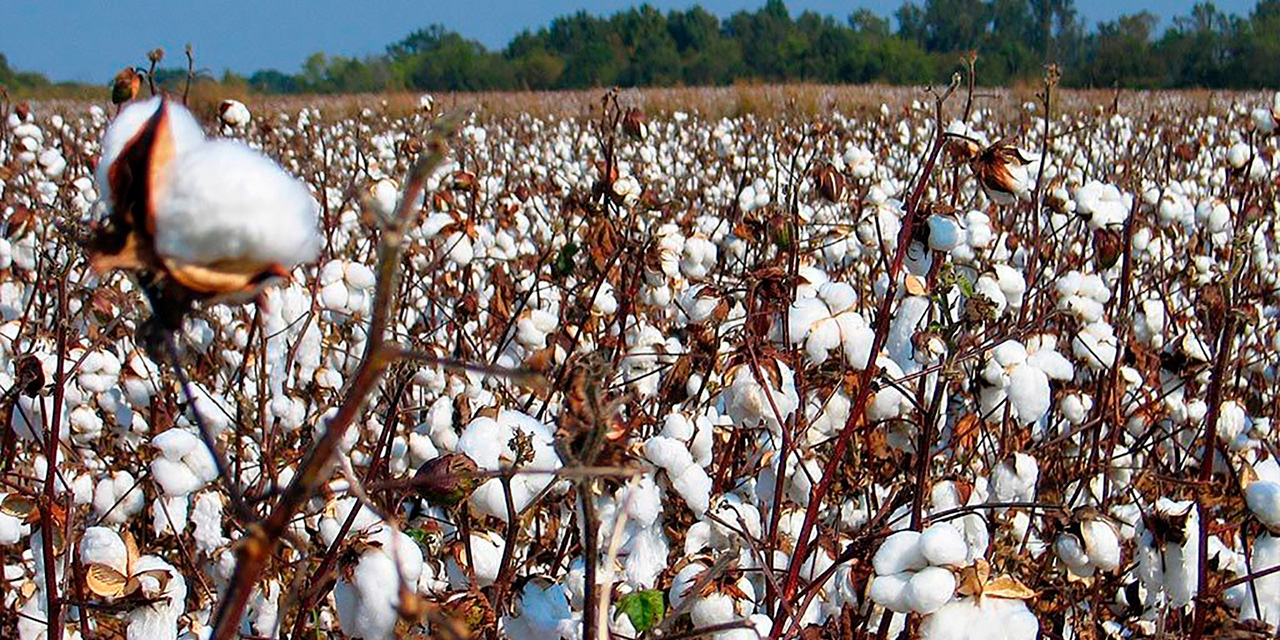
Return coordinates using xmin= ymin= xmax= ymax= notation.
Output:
xmin=504 ymin=581 xmax=576 ymax=640
xmin=334 ymin=551 xmax=404 ymax=640
xmin=125 ymin=556 xmax=187 ymax=640
xmin=919 ymin=596 xmax=1039 ymax=640
xmin=96 ymin=97 xmax=206 ymax=207
xmin=1137 ymin=498 xmax=1200 ymax=607
xmin=154 ymin=140 xmax=320 ymax=268
xmin=919 ymin=523 xmax=969 ymax=567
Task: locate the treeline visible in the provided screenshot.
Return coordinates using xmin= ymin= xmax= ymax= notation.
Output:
xmin=239 ymin=0 xmax=1279 ymax=93
xmin=3 ymin=1 xmax=1278 ymax=96
xmin=0 ymin=53 xmax=51 ymax=91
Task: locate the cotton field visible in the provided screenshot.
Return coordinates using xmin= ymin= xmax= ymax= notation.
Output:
xmin=0 ymin=82 xmax=1279 ymax=640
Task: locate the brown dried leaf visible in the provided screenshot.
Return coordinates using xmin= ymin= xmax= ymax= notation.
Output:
xmin=86 ymin=564 xmax=130 ymax=599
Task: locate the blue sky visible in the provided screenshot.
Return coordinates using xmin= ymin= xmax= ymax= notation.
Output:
xmin=0 ymin=1 xmax=1259 ymax=83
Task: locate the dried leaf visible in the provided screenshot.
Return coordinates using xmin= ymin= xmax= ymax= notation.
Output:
xmin=983 ymin=575 xmax=1036 ymax=600
xmin=905 ymin=274 xmax=928 ymax=296
xmin=86 ymin=564 xmax=130 ymax=599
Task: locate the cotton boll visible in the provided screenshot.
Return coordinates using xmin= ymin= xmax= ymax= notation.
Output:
xmin=906 ymin=566 xmax=956 ymax=614
xmin=334 ymin=551 xmax=402 ymax=640
xmin=919 ymin=523 xmax=968 ymax=567
xmin=97 ymin=97 xmax=206 ymax=207
xmin=447 ymin=531 xmax=505 ymax=588
xmin=154 ymin=139 xmax=321 ymax=269
xmin=505 ymin=581 xmax=575 ymax=640
xmin=927 ymin=215 xmax=963 ymax=252
xmin=990 ymin=453 xmax=1038 ymax=503
xmin=1007 ymin=364 xmax=1051 ymax=425
xmin=126 ymin=556 xmax=186 ymax=640
xmin=79 ymin=526 xmax=128 ymax=574
xmin=1232 ymin=533 xmax=1280 ymax=625
xmin=874 ymin=530 xmax=926 ymax=575
xmin=1246 ymin=481 xmax=1280 ymax=531
xmin=870 ymin=571 xmax=914 ymax=613
xmin=1080 ymin=519 xmax=1122 ymax=571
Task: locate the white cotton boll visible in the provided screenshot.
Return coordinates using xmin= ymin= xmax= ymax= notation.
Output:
xmin=334 ymin=551 xmax=401 ymax=640
xmin=219 ymin=100 xmax=251 ymax=128
xmin=870 ymin=571 xmax=914 ymax=613
xmin=669 ymin=562 xmax=706 ymax=610
xmin=1055 ymin=533 xmax=1093 ymax=575
xmin=1246 ymin=481 xmax=1280 ymax=531
xmin=150 ymin=458 xmax=202 ymax=497
xmin=369 ymin=178 xmax=399 ymax=218
xmin=154 ymin=140 xmax=320 ymax=268
xmin=191 ymin=492 xmax=226 ymax=554
xmin=95 ymin=470 xmax=145 ymax=523
xmin=1007 ymin=364 xmax=1051 ymax=425
xmin=991 ymin=453 xmax=1038 ymax=503
xmin=1253 ymin=108 xmax=1276 ymax=134
xmin=126 ymin=556 xmax=186 ymax=640
xmin=79 ymin=526 xmax=128 ymax=574
xmin=919 ymin=523 xmax=968 ymax=567
xmin=0 ymin=498 xmax=30 ymax=544
xmin=97 ymin=97 xmax=207 ymax=206
xmin=1081 ymin=519 xmax=1122 ymax=571
xmin=505 ymin=581 xmax=574 ymax=640
xmin=1233 ymin=533 xmax=1280 ymax=625
xmin=927 ymin=215 xmax=963 ymax=252
xmin=874 ymin=530 xmax=926 ymax=575
xmin=906 ymin=566 xmax=956 ymax=614
xmin=447 ymin=532 xmax=505 ymax=588
xmin=150 ymin=494 xmax=189 ymax=536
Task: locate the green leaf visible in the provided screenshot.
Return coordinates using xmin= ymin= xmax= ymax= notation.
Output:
xmin=614 ymin=589 xmax=664 ymax=633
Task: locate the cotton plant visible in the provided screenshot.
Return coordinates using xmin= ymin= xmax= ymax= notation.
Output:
xmin=776 ymin=280 xmax=875 ymax=368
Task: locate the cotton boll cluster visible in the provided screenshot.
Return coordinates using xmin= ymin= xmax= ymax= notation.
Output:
xmin=979 ymin=338 xmax=1073 ymax=426
xmin=456 ymin=409 xmax=562 ymax=520
xmin=1074 ymin=181 xmax=1131 ymax=230
xmin=919 ymin=596 xmax=1040 ymax=640
xmin=870 ymin=525 xmax=967 ymax=614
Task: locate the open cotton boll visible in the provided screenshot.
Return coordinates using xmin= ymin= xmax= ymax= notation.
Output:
xmin=871 ymin=571 xmax=914 ymax=613
xmin=126 ymin=556 xmax=186 ymax=640
xmin=79 ymin=526 xmax=128 ymax=574
xmin=97 ymin=97 xmax=206 ymax=207
xmin=1080 ymin=519 xmax=1122 ymax=571
xmin=920 ymin=597 xmax=1039 ymax=640
xmin=1137 ymin=498 xmax=1200 ymax=607
xmin=1229 ymin=533 xmax=1280 ymax=625
xmin=446 ymin=531 xmax=505 ymax=588
xmin=334 ymin=550 xmax=402 ymax=640
xmin=906 ymin=566 xmax=956 ymax=614
xmin=919 ymin=523 xmax=968 ymax=567
xmin=990 ymin=453 xmax=1038 ymax=503
xmin=456 ymin=410 xmax=562 ymax=520
xmin=1246 ymin=481 xmax=1280 ymax=531
xmin=874 ymin=530 xmax=926 ymax=576
xmin=153 ymin=140 xmax=320 ymax=268
xmin=505 ymin=581 xmax=576 ymax=640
